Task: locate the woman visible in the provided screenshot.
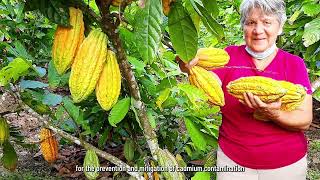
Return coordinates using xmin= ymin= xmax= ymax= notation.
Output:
xmin=180 ymin=0 xmax=312 ymax=179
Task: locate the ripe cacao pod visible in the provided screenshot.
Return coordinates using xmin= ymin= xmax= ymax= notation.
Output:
xmin=69 ymin=29 xmax=107 ymax=103
xmin=195 ymin=48 xmax=230 ymax=70
xmin=96 ymin=50 xmax=121 ymax=111
xmin=189 ymin=66 xmax=225 ymax=106
xmin=0 ymin=117 xmax=9 ymax=146
xmin=279 ymin=81 xmax=306 ymax=103
xmin=40 ymin=128 xmax=58 ymax=163
xmin=52 ymin=7 xmax=84 ymax=75
xmin=279 ymin=81 xmax=306 ymax=111
xmin=83 ymin=149 xmax=100 ymax=180
xmin=227 ymin=76 xmax=287 ymax=103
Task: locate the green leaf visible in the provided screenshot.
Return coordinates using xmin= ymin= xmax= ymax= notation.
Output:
xmin=1 ymin=141 xmax=18 ymax=172
xmin=156 ymin=88 xmax=171 ymax=110
xmin=20 ymin=80 xmax=48 ymax=89
xmin=184 ymin=116 xmax=207 ymax=151
xmin=147 ymin=109 xmax=157 ymax=129
xmin=6 ymin=41 xmax=35 ymax=61
xmin=192 ymin=1 xmax=224 ymax=40
xmin=43 ymin=92 xmax=62 ymax=106
xmin=0 ymin=57 xmax=31 ymax=86
xmin=202 ymin=0 xmax=219 ymax=17
xmin=134 ymin=0 xmax=162 ymax=64
xmin=62 ymin=97 xmax=80 ymax=121
xmin=288 ymin=10 xmax=301 ymax=25
xmin=48 ymin=61 xmax=69 ymax=88
xmin=192 ymin=172 xmax=210 ymax=180
xmin=108 ymin=97 xmax=131 ymax=127
xmin=168 ymin=2 xmax=198 ymax=62
xmin=63 ymin=97 xmax=90 ymax=133
xmin=177 ymin=83 xmax=208 ymax=107
xmin=302 ymin=3 xmax=320 ymax=17
xmin=24 ymin=0 xmax=70 ymax=26
xmin=128 ymin=56 xmax=146 ymax=75
xmin=302 ymin=17 xmax=320 ymax=47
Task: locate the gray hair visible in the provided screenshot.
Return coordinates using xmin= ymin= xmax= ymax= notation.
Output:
xmin=240 ymin=0 xmax=287 ymax=27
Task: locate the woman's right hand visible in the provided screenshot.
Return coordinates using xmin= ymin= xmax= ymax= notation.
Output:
xmin=176 ymin=56 xmax=199 ymax=74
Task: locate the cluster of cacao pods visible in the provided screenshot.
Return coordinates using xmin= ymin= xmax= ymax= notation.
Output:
xmin=187 ymin=48 xmax=230 ymax=106
xmin=39 ymin=128 xmax=59 ymax=163
xmin=52 ymin=7 xmax=121 ymax=111
xmin=227 ymin=76 xmax=307 ymax=111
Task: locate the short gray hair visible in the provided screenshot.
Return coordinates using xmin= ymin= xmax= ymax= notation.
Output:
xmin=240 ymin=0 xmax=287 ymax=27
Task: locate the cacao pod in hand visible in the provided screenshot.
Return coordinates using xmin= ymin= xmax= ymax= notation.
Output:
xmin=0 ymin=117 xmax=9 ymax=146
xmin=96 ymin=50 xmax=121 ymax=111
xmin=195 ymin=48 xmax=230 ymax=70
xmin=189 ymin=66 xmax=225 ymax=106
xmin=83 ymin=149 xmax=100 ymax=180
xmin=52 ymin=7 xmax=84 ymax=75
xmin=69 ymin=29 xmax=107 ymax=103
xmin=227 ymin=76 xmax=287 ymax=103
xmin=40 ymin=128 xmax=58 ymax=163
xmin=279 ymin=81 xmax=306 ymax=111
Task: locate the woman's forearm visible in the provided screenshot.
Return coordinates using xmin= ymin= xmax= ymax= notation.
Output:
xmin=272 ymin=95 xmax=313 ymax=131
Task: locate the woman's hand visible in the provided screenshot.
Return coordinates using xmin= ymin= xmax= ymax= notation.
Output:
xmin=240 ymin=92 xmax=282 ymax=121
xmin=176 ymin=56 xmax=199 ymax=74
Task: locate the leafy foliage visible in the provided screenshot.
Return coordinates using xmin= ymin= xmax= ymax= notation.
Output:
xmin=134 ymin=0 xmax=162 ymax=64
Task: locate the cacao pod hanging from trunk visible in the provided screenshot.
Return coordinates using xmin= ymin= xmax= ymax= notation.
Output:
xmin=40 ymin=128 xmax=58 ymax=163
xmin=96 ymin=50 xmax=121 ymax=111
xmin=52 ymin=7 xmax=84 ymax=75
xmin=69 ymin=29 xmax=108 ymax=103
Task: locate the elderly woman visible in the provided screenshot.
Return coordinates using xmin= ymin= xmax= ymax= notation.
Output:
xmin=180 ymin=0 xmax=312 ymax=179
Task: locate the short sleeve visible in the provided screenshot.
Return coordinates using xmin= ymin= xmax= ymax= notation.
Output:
xmin=288 ymin=56 xmax=312 ymax=94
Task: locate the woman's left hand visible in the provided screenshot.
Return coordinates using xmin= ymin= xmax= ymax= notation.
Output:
xmin=240 ymin=92 xmax=282 ymax=121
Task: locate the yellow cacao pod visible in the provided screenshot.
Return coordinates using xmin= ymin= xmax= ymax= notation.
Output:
xmin=227 ymin=76 xmax=287 ymax=103
xmin=189 ymin=66 xmax=225 ymax=106
xmin=83 ymin=149 xmax=100 ymax=180
xmin=196 ymin=48 xmax=230 ymax=70
xmin=52 ymin=7 xmax=84 ymax=75
xmin=40 ymin=128 xmax=58 ymax=163
xmin=69 ymin=29 xmax=108 ymax=103
xmin=279 ymin=81 xmax=306 ymax=103
xmin=0 ymin=117 xmax=10 ymax=146
xmin=96 ymin=50 xmax=121 ymax=111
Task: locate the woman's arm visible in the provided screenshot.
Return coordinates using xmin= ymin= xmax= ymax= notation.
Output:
xmin=242 ymin=92 xmax=313 ymax=131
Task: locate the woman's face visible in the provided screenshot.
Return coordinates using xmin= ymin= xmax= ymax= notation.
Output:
xmin=243 ymin=8 xmax=282 ymax=53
